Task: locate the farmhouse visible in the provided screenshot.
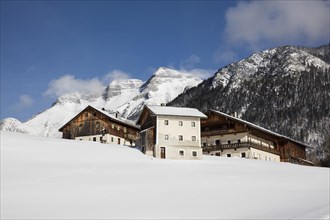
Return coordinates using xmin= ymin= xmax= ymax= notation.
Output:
xmin=136 ymin=105 xmax=207 ymax=160
xmin=201 ymin=110 xmax=313 ymax=165
xmin=59 ymin=105 xmax=140 ymax=146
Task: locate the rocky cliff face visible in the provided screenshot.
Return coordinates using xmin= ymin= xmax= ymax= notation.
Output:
xmin=169 ymin=44 xmax=330 ymax=147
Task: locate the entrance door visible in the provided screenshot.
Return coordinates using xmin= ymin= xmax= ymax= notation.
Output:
xmin=215 ymin=139 xmax=221 ymax=145
xmin=160 ymin=147 xmax=166 ymax=159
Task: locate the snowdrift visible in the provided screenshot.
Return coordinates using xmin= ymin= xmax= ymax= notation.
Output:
xmin=1 ymin=131 xmax=329 ymax=219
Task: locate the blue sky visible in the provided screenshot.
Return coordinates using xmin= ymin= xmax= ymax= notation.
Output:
xmin=1 ymin=0 xmax=329 ymax=121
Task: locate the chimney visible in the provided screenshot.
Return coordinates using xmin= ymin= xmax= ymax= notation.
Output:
xmin=115 ymin=111 xmax=119 ymax=118
xmin=231 ymin=112 xmax=238 ymax=118
xmin=102 ymin=108 xmax=105 ymax=111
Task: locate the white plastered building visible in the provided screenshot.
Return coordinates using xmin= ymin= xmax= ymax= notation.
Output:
xmin=136 ymin=105 xmax=207 ymax=160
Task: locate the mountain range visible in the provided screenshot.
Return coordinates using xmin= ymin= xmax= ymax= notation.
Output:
xmin=1 ymin=44 xmax=329 ymax=149
xmin=0 ymin=67 xmax=202 ymax=138
xmin=169 ymin=44 xmax=330 ymax=148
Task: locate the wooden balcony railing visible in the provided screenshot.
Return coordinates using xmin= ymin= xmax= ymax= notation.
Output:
xmin=202 ymin=141 xmax=280 ymax=155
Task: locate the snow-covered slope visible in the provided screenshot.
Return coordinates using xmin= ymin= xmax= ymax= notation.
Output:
xmin=0 ymin=118 xmax=27 ymax=133
xmin=1 ymin=131 xmax=329 ymax=219
xmin=0 ymin=67 xmax=202 ymax=138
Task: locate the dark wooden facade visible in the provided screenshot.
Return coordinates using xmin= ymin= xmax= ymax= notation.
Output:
xmin=202 ymin=110 xmax=312 ymax=165
xmin=136 ymin=106 xmax=157 ymax=154
xmin=59 ymin=106 xmax=140 ymax=144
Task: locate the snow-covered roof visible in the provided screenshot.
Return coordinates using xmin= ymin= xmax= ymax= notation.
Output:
xmin=210 ymin=110 xmax=311 ymax=148
xmin=59 ymin=105 xmax=139 ymax=131
xmin=92 ymin=106 xmax=139 ymax=129
xmin=146 ymin=105 xmax=207 ymax=118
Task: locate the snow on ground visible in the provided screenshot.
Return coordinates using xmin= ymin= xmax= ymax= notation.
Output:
xmin=1 ymin=131 xmax=329 ymax=219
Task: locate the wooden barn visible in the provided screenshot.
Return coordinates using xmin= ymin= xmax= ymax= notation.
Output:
xmin=201 ymin=110 xmax=313 ymax=166
xmin=58 ymin=105 xmax=140 ymax=146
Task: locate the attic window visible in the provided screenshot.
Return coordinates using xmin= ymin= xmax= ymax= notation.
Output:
xmin=93 ymin=112 xmax=97 ymax=116
xmin=85 ymin=112 xmax=88 ymax=118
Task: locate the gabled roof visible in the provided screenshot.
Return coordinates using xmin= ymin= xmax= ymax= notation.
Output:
xmin=58 ymin=105 xmax=139 ymax=132
xmin=147 ymin=105 xmax=207 ymax=118
xmin=137 ymin=105 xmax=207 ymax=125
xmin=209 ymin=109 xmax=311 ymax=149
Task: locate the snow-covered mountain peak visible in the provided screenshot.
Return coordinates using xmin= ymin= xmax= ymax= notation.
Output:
xmin=0 ymin=118 xmax=28 ymax=133
xmin=0 ymin=66 xmax=204 ymax=137
xmin=104 ymin=79 xmax=143 ymax=99
xmin=152 ymin=67 xmax=194 ymax=79
xmin=55 ymin=93 xmax=83 ymax=105
xmin=107 ymin=79 xmax=143 ymax=90
xmin=212 ymin=45 xmax=330 ymax=88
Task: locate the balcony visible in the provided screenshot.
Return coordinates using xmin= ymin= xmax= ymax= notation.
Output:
xmin=202 ymin=141 xmax=280 ymax=155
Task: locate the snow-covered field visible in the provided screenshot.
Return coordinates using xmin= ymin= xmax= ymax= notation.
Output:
xmin=1 ymin=131 xmax=329 ymax=219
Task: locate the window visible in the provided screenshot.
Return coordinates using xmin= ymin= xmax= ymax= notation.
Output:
xmin=237 ymin=139 xmax=241 ymax=144
xmin=228 ymin=140 xmax=231 ymax=144
xmin=79 ymin=124 xmax=83 ymax=132
xmin=215 ymin=152 xmax=221 ymax=156
xmin=227 ymin=154 xmax=231 ymax=157
xmin=192 ymin=151 xmax=197 ymax=157
xmin=215 ymin=139 xmax=221 ymax=145
xmin=79 ymin=138 xmax=82 ymax=141
xmin=241 ymin=152 xmax=246 ymax=158
xmin=165 ymin=134 xmax=169 ymax=140
xmin=100 ymin=137 xmax=102 ymax=141
xmin=96 ymin=122 xmax=100 ymax=129
xmin=93 ymin=112 xmax=97 ymax=116
xmin=111 ymin=124 xmax=115 ymax=129
xmin=117 ymin=126 xmax=120 ymax=131
xmin=179 ymin=135 xmax=183 ymax=141
xmin=93 ymin=137 xmax=96 ymax=142
xmin=85 ymin=112 xmax=88 ymax=118
xmin=192 ymin=136 xmax=196 ymax=141
xmin=118 ymin=138 xmax=121 ymax=145
xmin=203 ymin=143 xmax=207 ymax=147
xmin=191 ymin=122 xmax=196 ymax=127
xmin=178 ymin=121 xmax=183 ymax=126
xmin=164 ymin=120 xmax=169 ymax=125
xmin=124 ymin=127 xmax=127 ymax=133
xmin=179 ymin=150 xmax=184 ymax=156
xmin=111 ymin=137 xmax=114 ymax=142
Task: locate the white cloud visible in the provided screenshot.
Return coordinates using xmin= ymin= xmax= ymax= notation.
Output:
xmin=224 ymin=0 xmax=330 ymax=49
xmin=11 ymin=95 xmax=35 ymax=111
xmin=180 ymin=68 xmax=215 ymax=80
xmin=44 ymin=70 xmax=132 ymax=97
xmin=102 ymin=69 xmax=131 ymax=84
xmin=44 ymin=75 xmax=105 ymax=97
xmin=180 ymin=54 xmax=201 ymax=69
